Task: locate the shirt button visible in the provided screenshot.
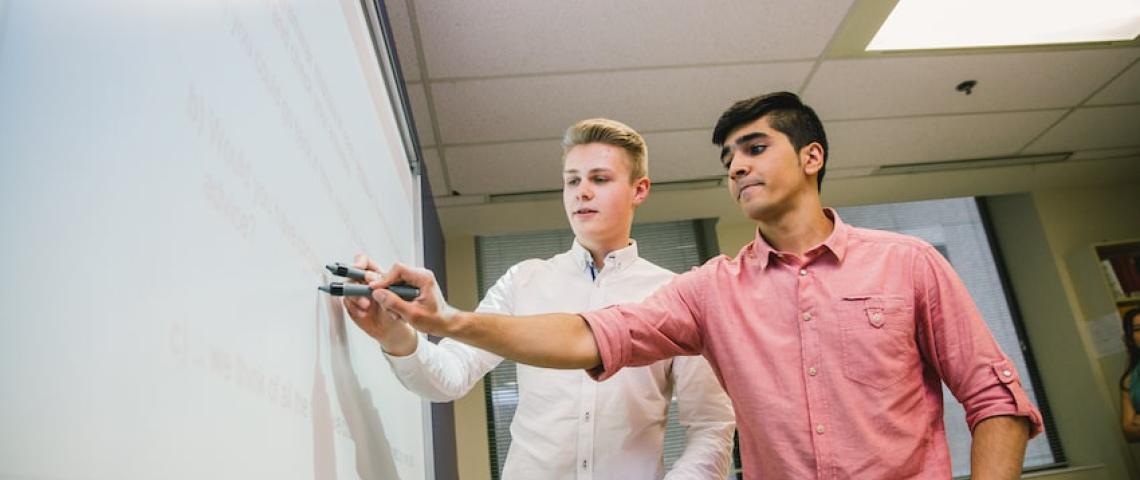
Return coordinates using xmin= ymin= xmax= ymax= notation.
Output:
xmin=799 ymin=269 xmax=808 ymax=276
xmin=1002 ymin=369 xmax=1012 ymax=378
xmin=582 ymin=460 xmax=588 ymax=469
xmin=808 ymin=367 xmax=817 ymax=376
xmin=816 ymin=424 xmax=825 ymax=434
xmin=801 ymin=312 xmax=812 ymax=322
xmin=584 ymin=411 xmax=591 ymax=422
xmin=871 ymin=312 xmax=882 ymax=322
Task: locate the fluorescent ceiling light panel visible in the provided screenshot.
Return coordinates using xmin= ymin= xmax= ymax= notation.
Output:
xmin=875 ymin=153 xmax=1070 ymax=175
xmin=868 ymin=0 xmax=1140 ymax=51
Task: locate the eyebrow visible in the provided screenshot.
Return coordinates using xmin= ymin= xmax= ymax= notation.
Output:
xmin=563 ymin=167 xmax=615 ymax=175
xmin=720 ymin=132 xmax=769 ymax=158
xmin=733 ymin=132 xmax=768 ymax=146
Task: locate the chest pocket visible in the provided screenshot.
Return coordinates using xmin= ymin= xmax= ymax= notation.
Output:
xmin=837 ymin=295 xmax=918 ymax=390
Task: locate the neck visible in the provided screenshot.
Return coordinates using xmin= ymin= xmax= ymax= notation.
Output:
xmin=755 ymin=195 xmax=832 ymax=256
xmin=579 ymin=235 xmax=630 ymax=270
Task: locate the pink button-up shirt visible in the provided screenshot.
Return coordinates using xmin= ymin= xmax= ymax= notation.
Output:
xmin=582 ymin=210 xmax=1043 ymax=479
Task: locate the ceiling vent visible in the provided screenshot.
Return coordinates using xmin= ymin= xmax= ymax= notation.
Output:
xmin=874 ymin=153 xmax=1071 ymax=175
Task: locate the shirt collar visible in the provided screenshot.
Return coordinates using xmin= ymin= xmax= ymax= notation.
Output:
xmin=751 ymin=208 xmax=850 ymax=269
xmin=569 ymin=238 xmax=640 ymax=274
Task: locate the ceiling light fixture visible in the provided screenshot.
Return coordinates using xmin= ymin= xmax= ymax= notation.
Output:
xmin=868 ymin=0 xmax=1140 ymax=51
xmin=874 ymin=153 xmax=1071 ymax=175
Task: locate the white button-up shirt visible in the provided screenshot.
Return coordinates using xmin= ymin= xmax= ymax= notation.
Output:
xmin=387 ymin=240 xmax=735 ymax=480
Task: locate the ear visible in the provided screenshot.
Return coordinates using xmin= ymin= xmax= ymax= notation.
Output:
xmin=799 ymin=142 xmax=824 ymax=177
xmin=631 ymin=176 xmax=651 ymax=207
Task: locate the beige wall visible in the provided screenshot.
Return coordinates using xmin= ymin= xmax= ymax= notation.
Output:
xmin=987 ymin=186 xmax=1135 ymax=480
xmin=1032 ymin=186 xmax=1140 ymax=263
xmin=1027 ymin=184 xmax=1140 ymax=477
xmin=443 ymin=234 xmax=492 ymax=480
xmin=440 ymin=180 xmax=1140 ymax=479
xmin=715 ymin=221 xmax=757 ymax=257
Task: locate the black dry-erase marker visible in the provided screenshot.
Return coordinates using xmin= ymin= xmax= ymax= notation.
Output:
xmin=325 ymin=262 xmax=367 ymax=281
xmin=318 ymin=282 xmax=420 ymax=301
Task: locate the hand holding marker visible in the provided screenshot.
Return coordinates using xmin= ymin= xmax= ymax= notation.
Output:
xmin=318 ymin=262 xmax=420 ymax=301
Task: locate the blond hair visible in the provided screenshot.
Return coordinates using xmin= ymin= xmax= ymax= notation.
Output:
xmin=561 ymin=118 xmax=648 ymax=182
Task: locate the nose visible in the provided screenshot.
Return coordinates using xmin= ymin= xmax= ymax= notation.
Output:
xmin=577 ymin=183 xmax=594 ymax=201
xmin=729 ymin=157 xmax=749 ymax=182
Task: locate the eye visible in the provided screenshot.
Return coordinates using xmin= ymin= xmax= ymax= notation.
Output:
xmin=719 ymin=147 xmax=733 ymax=169
xmin=747 ymin=143 xmax=766 ymax=156
xmin=565 ymin=177 xmax=580 ymax=186
xmin=592 ymin=176 xmax=611 ymax=184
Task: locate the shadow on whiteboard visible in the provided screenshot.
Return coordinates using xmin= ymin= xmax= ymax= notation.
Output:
xmin=313 ymin=294 xmax=401 ymax=479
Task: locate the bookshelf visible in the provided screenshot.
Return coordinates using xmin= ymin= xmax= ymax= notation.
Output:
xmin=1095 ymin=241 xmax=1140 ymax=317
xmin=1069 ymin=239 xmax=1140 ymax=323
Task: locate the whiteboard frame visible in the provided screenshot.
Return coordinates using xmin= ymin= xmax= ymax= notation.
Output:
xmin=355 ymin=1 xmax=436 ymax=479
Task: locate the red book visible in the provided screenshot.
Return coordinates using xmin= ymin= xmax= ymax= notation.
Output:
xmin=1109 ymin=254 xmax=1140 ymax=297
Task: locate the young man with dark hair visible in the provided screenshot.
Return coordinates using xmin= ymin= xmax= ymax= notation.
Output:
xmin=372 ymin=92 xmax=1043 ymax=479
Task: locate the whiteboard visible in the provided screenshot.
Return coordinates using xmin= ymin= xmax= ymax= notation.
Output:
xmin=0 ymin=0 xmax=432 ymax=478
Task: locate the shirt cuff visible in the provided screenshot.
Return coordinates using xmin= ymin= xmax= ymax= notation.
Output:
xmin=966 ymin=359 xmax=1044 ymax=438
xmin=581 ymin=308 xmax=631 ymax=381
xmin=383 ymin=334 xmax=425 ymax=370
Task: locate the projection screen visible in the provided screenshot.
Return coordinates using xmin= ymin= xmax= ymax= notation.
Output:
xmin=0 ymin=0 xmax=434 ymax=478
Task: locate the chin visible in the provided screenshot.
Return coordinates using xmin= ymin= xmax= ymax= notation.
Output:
xmin=569 ymin=218 xmax=595 ymax=233
xmin=576 ymin=223 xmax=603 ymax=235
xmin=579 ymin=223 xmax=616 ymax=240
xmin=740 ymin=202 xmax=774 ymax=221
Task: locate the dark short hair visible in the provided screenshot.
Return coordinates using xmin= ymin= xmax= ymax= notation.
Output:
xmin=711 ymin=92 xmax=828 ymax=192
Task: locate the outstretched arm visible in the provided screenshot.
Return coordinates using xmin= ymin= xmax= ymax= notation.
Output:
xmin=371 ymin=263 xmax=601 ymax=369
xmin=344 ymin=255 xmax=508 ymax=401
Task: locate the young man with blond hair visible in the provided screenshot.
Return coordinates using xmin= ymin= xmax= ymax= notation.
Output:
xmin=345 ymin=118 xmax=735 ymax=479
xmin=371 ymin=93 xmax=1045 ymax=479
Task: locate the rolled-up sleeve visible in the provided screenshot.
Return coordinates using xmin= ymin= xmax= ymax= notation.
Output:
xmin=914 ymin=245 xmax=1044 ymax=437
xmin=582 ymin=268 xmax=708 ymax=381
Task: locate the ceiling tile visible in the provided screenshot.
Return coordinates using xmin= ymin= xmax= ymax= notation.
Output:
xmin=444 ymin=130 xmax=728 ymax=196
xmin=420 ymin=148 xmax=449 ymax=197
xmin=405 ymin=83 xmax=435 ymax=146
xmin=431 ymin=62 xmax=813 ymax=144
xmin=1087 ymin=59 xmax=1140 ymax=105
xmin=641 ymin=130 xmax=727 ymax=183
xmin=1023 ymin=105 xmax=1140 ymax=153
xmin=384 ymin=0 xmax=421 ymax=83
xmin=826 ymin=110 xmax=1067 ymax=168
xmin=445 ymin=140 xmax=565 ymax=195
xmin=803 ymin=49 xmax=1140 ymax=119
xmin=411 ymin=0 xmax=852 ymax=78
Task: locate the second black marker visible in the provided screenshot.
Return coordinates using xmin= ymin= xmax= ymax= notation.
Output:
xmin=318 ymin=282 xmax=420 ymax=301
